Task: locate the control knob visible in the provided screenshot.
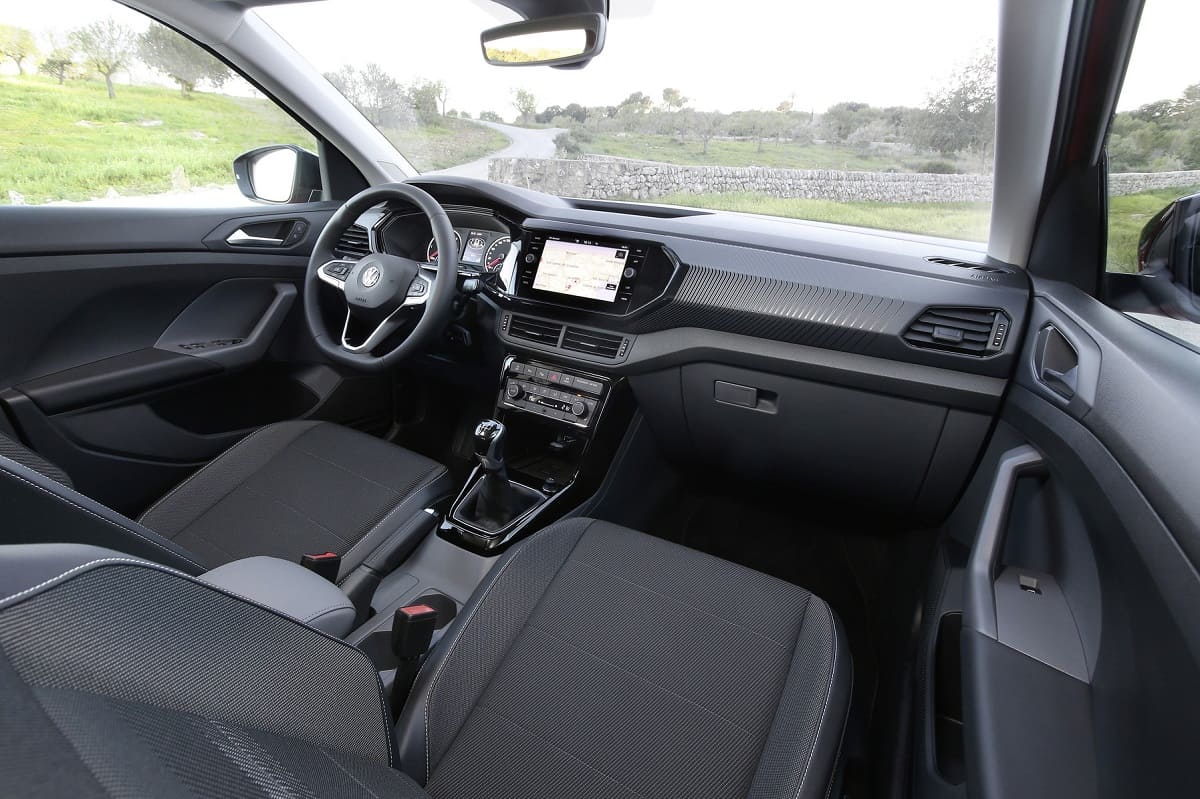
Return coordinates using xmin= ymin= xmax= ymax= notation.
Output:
xmin=505 ymin=381 xmax=524 ymax=401
xmin=570 ymin=399 xmax=589 ymax=419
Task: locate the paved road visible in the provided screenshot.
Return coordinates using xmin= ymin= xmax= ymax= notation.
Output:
xmin=432 ymin=121 xmax=565 ymax=180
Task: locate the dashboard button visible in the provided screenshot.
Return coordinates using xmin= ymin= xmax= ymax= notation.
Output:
xmin=623 ymin=267 xmax=637 ymax=280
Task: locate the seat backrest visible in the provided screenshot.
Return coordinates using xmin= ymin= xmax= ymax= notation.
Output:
xmin=0 ymin=448 xmax=205 ymax=574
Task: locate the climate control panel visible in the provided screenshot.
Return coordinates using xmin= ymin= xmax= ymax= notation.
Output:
xmin=499 ymin=359 xmax=607 ymax=430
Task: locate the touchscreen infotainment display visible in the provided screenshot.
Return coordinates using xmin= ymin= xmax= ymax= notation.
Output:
xmin=532 ymin=239 xmax=628 ymax=303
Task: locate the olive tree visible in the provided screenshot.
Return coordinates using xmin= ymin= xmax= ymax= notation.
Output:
xmin=70 ymin=18 xmax=135 ymax=99
xmin=138 ymin=23 xmax=230 ymax=98
xmin=0 ymin=25 xmax=37 ymax=75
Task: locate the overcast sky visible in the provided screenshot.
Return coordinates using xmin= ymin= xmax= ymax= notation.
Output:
xmin=5 ymin=0 xmax=1198 ymax=116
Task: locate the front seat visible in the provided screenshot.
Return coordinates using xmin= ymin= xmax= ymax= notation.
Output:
xmin=0 ymin=421 xmax=452 ymax=593
xmin=0 ymin=518 xmax=850 ymax=799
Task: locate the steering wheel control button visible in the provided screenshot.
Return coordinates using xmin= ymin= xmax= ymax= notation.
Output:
xmin=407 ymin=280 xmax=428 ymax=297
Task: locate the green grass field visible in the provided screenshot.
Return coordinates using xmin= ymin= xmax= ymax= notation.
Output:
xmin=385 ymin=120 xmax=507 ymax=172
xmin=1106 ymin=185 xmax=1200 ymax=272
xmin=656 ymin=187 xmax=1200 ymax=270
xmin=656 ymin=191 xmax=992 ymax=240
xmin=0 ymin=76 xmax=507 ymax=204
xmin=584 ymin=132 xmax=984 ymax=173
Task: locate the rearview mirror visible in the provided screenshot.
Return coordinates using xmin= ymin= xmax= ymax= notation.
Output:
xmin=481 ymin=12 xmax=606 ymax=68
xmin=233 ymin=145 xmax=322 ymax=204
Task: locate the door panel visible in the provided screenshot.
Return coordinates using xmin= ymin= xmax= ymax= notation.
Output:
xmin=932 ymin=279 xmax=1200 ymax=798
xmin=0 ymin=204 xmax=393 ymax=516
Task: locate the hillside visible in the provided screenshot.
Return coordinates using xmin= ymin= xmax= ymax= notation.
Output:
xmin=0 ymin=76 xmax=506 ymax=204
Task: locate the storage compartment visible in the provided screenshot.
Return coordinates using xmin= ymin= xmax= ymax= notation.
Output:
xmin=152 ymin=367 xmax=319 ymax=434
xmin=933 ymin=612 xmax=966 ymax=785
xmin=630 ymin=363 xmax=991 ymax=519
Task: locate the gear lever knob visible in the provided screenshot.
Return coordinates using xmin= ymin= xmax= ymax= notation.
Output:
xmin=473 ymin=419 xmax=507 ymax=473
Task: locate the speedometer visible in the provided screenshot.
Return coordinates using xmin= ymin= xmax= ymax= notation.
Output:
xmin=426 ymin=232 xmax=462 ymax=263
xmin=483 ymin=236 xmax=512 ymax=273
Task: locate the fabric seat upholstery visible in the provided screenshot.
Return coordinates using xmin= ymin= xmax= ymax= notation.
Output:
xmin=0 ymin=555 xmax=428 ymax=798
xmin=0 ymin=421 xmax=452 ymax=584
xmin=0 ymin=518 xmax=850 ymax=798
xmin=397 ymin=517 xmax=851 ymax=799
xmin=139 ymin=421 xmax=451 ymax=581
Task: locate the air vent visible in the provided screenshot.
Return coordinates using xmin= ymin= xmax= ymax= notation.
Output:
xmin=562 ymin=327 xmax=625 ymax=359
xmin=508 ymin=315 xmax=563 ymax=346
xmin=926 ymin=256 xmax=1010 ymax=275
xmin=333 ymin=225 xmax=370 ymax=258
xmin=903 ymin=307 xmax=1009 ymax=356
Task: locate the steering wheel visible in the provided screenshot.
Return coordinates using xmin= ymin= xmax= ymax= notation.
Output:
xmin=304 ymin=183 xmax=457 ymax=372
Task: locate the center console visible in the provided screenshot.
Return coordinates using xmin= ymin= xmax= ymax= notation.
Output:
xmin=437 ymin=354 xmax=626 ymax=554
xmin=499 ymin=359 xmax=610 ymax=430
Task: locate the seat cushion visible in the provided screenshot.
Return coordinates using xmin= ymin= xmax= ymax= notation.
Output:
xmin=397 ymin=518 xmax=851 ymax=799
xmin=139 ymin=421 xmax=451 ymax=579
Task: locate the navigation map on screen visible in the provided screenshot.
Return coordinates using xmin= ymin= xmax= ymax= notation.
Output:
xmin=532 ymin=239 xmax=627 ymax=302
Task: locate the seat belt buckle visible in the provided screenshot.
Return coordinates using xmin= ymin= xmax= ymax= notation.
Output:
xmin=391 ymin=603 xmax=438 ymax=662
xmin=300 ymin=551 xmax=341 ymax=582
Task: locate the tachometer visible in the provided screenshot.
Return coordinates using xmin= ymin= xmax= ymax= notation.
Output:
xmin=483 ymin=236 xmax=512 ymax=273
xmin=426 ymin=232 xmax=462 ymax=263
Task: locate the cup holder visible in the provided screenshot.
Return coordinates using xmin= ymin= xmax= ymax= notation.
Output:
xmin=358 ymin=591 xmax=458 ymax=672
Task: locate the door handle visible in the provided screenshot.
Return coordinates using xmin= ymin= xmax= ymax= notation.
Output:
xmin=224 ymin=219 xmax=308 ymax=249
xmin=226 ymin=228 xmax=286 ymax=247
xmin=1033 ymin=324 xmax=1079 ymax=399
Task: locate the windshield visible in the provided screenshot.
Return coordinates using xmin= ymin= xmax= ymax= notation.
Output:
xmin=257 ymin=0 xmax=1001 ymax=241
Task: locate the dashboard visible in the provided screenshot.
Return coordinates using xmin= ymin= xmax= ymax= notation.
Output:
xmin=358 ymin=175 xmax=1032 ymax=521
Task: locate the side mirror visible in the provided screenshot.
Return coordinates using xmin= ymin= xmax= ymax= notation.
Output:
xmin=1132 ymin=191 xmax=1200 ymax=320
xmin=233 ymin=145 xmax=321 ymax=204
xmin=480 ymin=12 xmax=606 ymax=68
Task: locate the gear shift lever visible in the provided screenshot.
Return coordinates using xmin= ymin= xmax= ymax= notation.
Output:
xmin=473 ymin=419 xmax=513 ymax=521
xmin=474 ymin=419 xmax=507 ymax=475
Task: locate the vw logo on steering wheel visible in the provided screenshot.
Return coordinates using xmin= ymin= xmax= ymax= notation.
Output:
xmin=360 ymin=264 xmax=382 ymax=288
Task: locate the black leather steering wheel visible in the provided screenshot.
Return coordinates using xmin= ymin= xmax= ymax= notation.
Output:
xmin=304 ymin=183 xmax=457 ymax=371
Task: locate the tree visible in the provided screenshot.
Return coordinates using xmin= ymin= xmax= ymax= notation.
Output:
xmin=479 ymin=110 xmax=502 ymax=123
xmin=512 ymin=88 xmax=537 ymax=122
xmin=0 ymin=25 xmax=37 ymax=75
xmin=777 ymin=99 xmax=794 ymax=114
xmin=694 ymin=111 xmax=724 ymax=155
xmin=324 ymin=66 xmax=365 ymax=108
xmin=39 ymin=47 xmax=74 ymax=85
xmin=562 ymin=103 xmax=587 ymax=124
xmin=619 ymin=91 xmax=654 ymax=114
xmin=821 ymin=102 xmax=873 ymax=142
xmin=661 ymin=87 xmax=688 ymax=113
xmin=535 ymin=104 xmax=564 ymax=124
xmin=70 ymin=18 xmax=134 ymax=99
xmin=138 ymin=23 xmax=230 ymax=98
xmin=432 ymin=80 xmax=448 ymax=116
xmin=920 ymin=45 xmax=997 ymax=156
xmin=407 ymin=78 xmax=442 ymax=125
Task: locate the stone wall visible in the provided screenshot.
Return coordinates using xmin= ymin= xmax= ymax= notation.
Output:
xmin=487 ymin=155 xmax=1200 ymax=203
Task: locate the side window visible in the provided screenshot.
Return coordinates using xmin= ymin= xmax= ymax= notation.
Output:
xmin=1105 ymin=1 xmax=1200 ymax=345
xmin=1 ymin=1 xmax=317 ymax=208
